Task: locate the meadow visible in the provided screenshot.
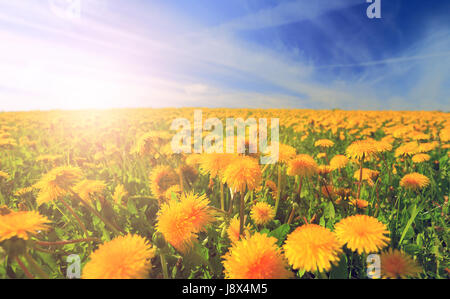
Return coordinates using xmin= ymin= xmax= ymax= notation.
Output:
xmin=0 ymin=108 xmax=448 ymax=279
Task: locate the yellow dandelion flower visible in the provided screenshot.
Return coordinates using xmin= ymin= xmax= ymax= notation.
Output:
xmin=34 ymin=166 xmax=83 ymax=205
xmin=318 ymin=165 xmax=332 ymax=176
xmin=399 ymin=173 xmax=430 ymax=190
xmin=329 ymin=155 xmax=349 ymax=170
xmin=156 ymin=192 xmax=215 ymax=253
xmin=0 ymin=210 xmax=50 ymax=242
xmin=410 ymin=131 xmax=429 ymax=141
xmin=316 ymin=152 xmax=327 ymax=159
xmin=334 ymin=215 xmax=390 ymax=254
xmin=73 ymin=180 xmax=106 ymax=203
xmin=199 ymin=153 xmax=236 ymax=179
xmin=14 ymin=186 xmax=34 ymax=197
xmin=276 ymin=143 xmax=297 ymax=164
xmin=0 ymin=171 xmax=9 ymax=180
xmin=0 ymin=138 xmax=17 ymax=148
xmin=222 ymin=156 xmax=262 ymax=194
xmin=314 ymin=139 xmax=334 ymax=148
xmin=411 ymin=153 xmax=430 ymax=163
xmin=149 ymin=165 xmax=178 ymax=200
xmin=283 ymin=224 xmax=342 ymax=273
xmin=82 ymin=234 xmax=155 ymax=279
xmin=250 ymin=202 xmax=275 ymax=226
xmin=346 ymin=140 xmax=377 ymax=160
xmin=439 ymin=128 xmax=450 ymax=142
xmin=395 ymin=141 xmax=419 ymax=157
xmin=222 ymin=233 xmax=293 ymax=279
xmin=417 ymin=142 xmax=438 ymax=153
xmin=380 ymin=249 xmax=421 ymax=279
xmin=374 ymin=140 xmax=393 ymax=153
xmin=353 ymin=168 xmax=379 ymax=184
xmin=112 ymin=184 xmax=128 ymax=205
xmin=349 ymin=198 xmax=369 ymax=209
xmin=287 ymin=154 xmax=318 ymax=177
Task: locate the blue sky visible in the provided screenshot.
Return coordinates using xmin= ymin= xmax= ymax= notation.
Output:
xmin=0 ymin=0 xmax=449 ymax=111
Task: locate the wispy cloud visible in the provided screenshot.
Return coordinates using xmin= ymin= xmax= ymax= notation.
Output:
xmin=0 ymin=0 xmax=448 ymax=111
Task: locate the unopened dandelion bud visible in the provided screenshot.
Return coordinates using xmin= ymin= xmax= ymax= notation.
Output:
xmin=152 ymin=232 xmax=167 ymax=250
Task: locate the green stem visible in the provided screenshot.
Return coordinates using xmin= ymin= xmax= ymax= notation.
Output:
xmin=24 ymin=251 xmax=49 ymax=279
xmin=15 ymin=256 xmax=34 ymax=279
xmin=239 ymin=192 xmax=245 ymax=238
xmin=357 ymin=156 xmax=365 ymax=199
xmin=59 ymin=198 xmax=89 ymax=238
xmin=160 ymin=252 xmax=169 ymax=279
xmin=274 ymin=165 xmax=282 ymax=216
xmin=220 ymin=180 xmax=225 ymax=211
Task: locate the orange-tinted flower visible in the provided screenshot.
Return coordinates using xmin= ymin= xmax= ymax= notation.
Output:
xmin=156 ymin=192 xmax=215 ymax=253
xmin=283 ymin=224 xmax=342 ymax=273
xmin=287 ymin=154 xmax=318 ymax=177
xmin=82 ymin=234 xmax=155 ymax=279
xmin=381 ymin=249 xmax=421 ymax=279
xmin=222 ymin=156 xmax=262 ymax=194
xmin=346 ymin=140 xmax=377 ymax=160
xmin=223 ymin=233 xmax=293 ymax=279
xmin=329 ymin=155 xmax=349 ymax=170
xmin=0 ymin=210 xmax=50 ymax=242
xmin=399 ymin=173 xmax=430 ymax=190
xmin=250 ymin=202 xmax=275 ymax=226
xmin=334 ymin=215 xmax=390 ymax=254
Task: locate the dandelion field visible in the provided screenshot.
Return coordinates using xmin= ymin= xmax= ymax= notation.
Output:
xmin=0 ymin=108 xmax=448 ymax=279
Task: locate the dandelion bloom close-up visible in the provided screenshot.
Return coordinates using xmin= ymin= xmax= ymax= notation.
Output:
xmin=199 ymin=153 xmax=236 ymax=179
xmin=346 ymin=140 xmax=377 ymax=160
xmin=0 ymin=210 xmax=50 ymax=242
xmin=34 ymin=166 xmax=83 ymax=205
xmin=329 ymin=155 xmax=349 ymax=170
xmin=412 ymin=153 xmax=431 ymax=163
xmin=222 ymin=233 xmax=293 ymax=279
xmin=381 ymin=249 xmax=421 ymax=279
xmin=399 ymin=173 xmax=430 ymax=190
xmin=250 ymin=202 xmax=275 ymax=226
xmin=334 ymin=215 xmax=390 ymax=254
xmin=82 ymin=234 xmax=155 ymax=279
xmin=73 ymin=179 xmax=106 ymax=203
xmin=287 ymin=154 xmax=318 ymax=177
xmin=156 ymin=192 xmax=215 ymax=253
xmin=283 ymin=224 xmax=343 ymax=273
xmin=222 ymin=156 xmax=262 ymax=194
xmin=314 ymin=139 xmax=334 ymax=148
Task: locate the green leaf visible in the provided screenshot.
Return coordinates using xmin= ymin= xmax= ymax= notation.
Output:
xmin=127 ymin=199 xmax=138 ymax=215
xmin=183 ymin=243 xmax=209 ymax=269
xmin=268 ymin=224 xmax=290 ymax=245
xmin=329 ymin=254 xmax=348 ymax=279
xmin=399 ymin=204 xmax=421 ymax=244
